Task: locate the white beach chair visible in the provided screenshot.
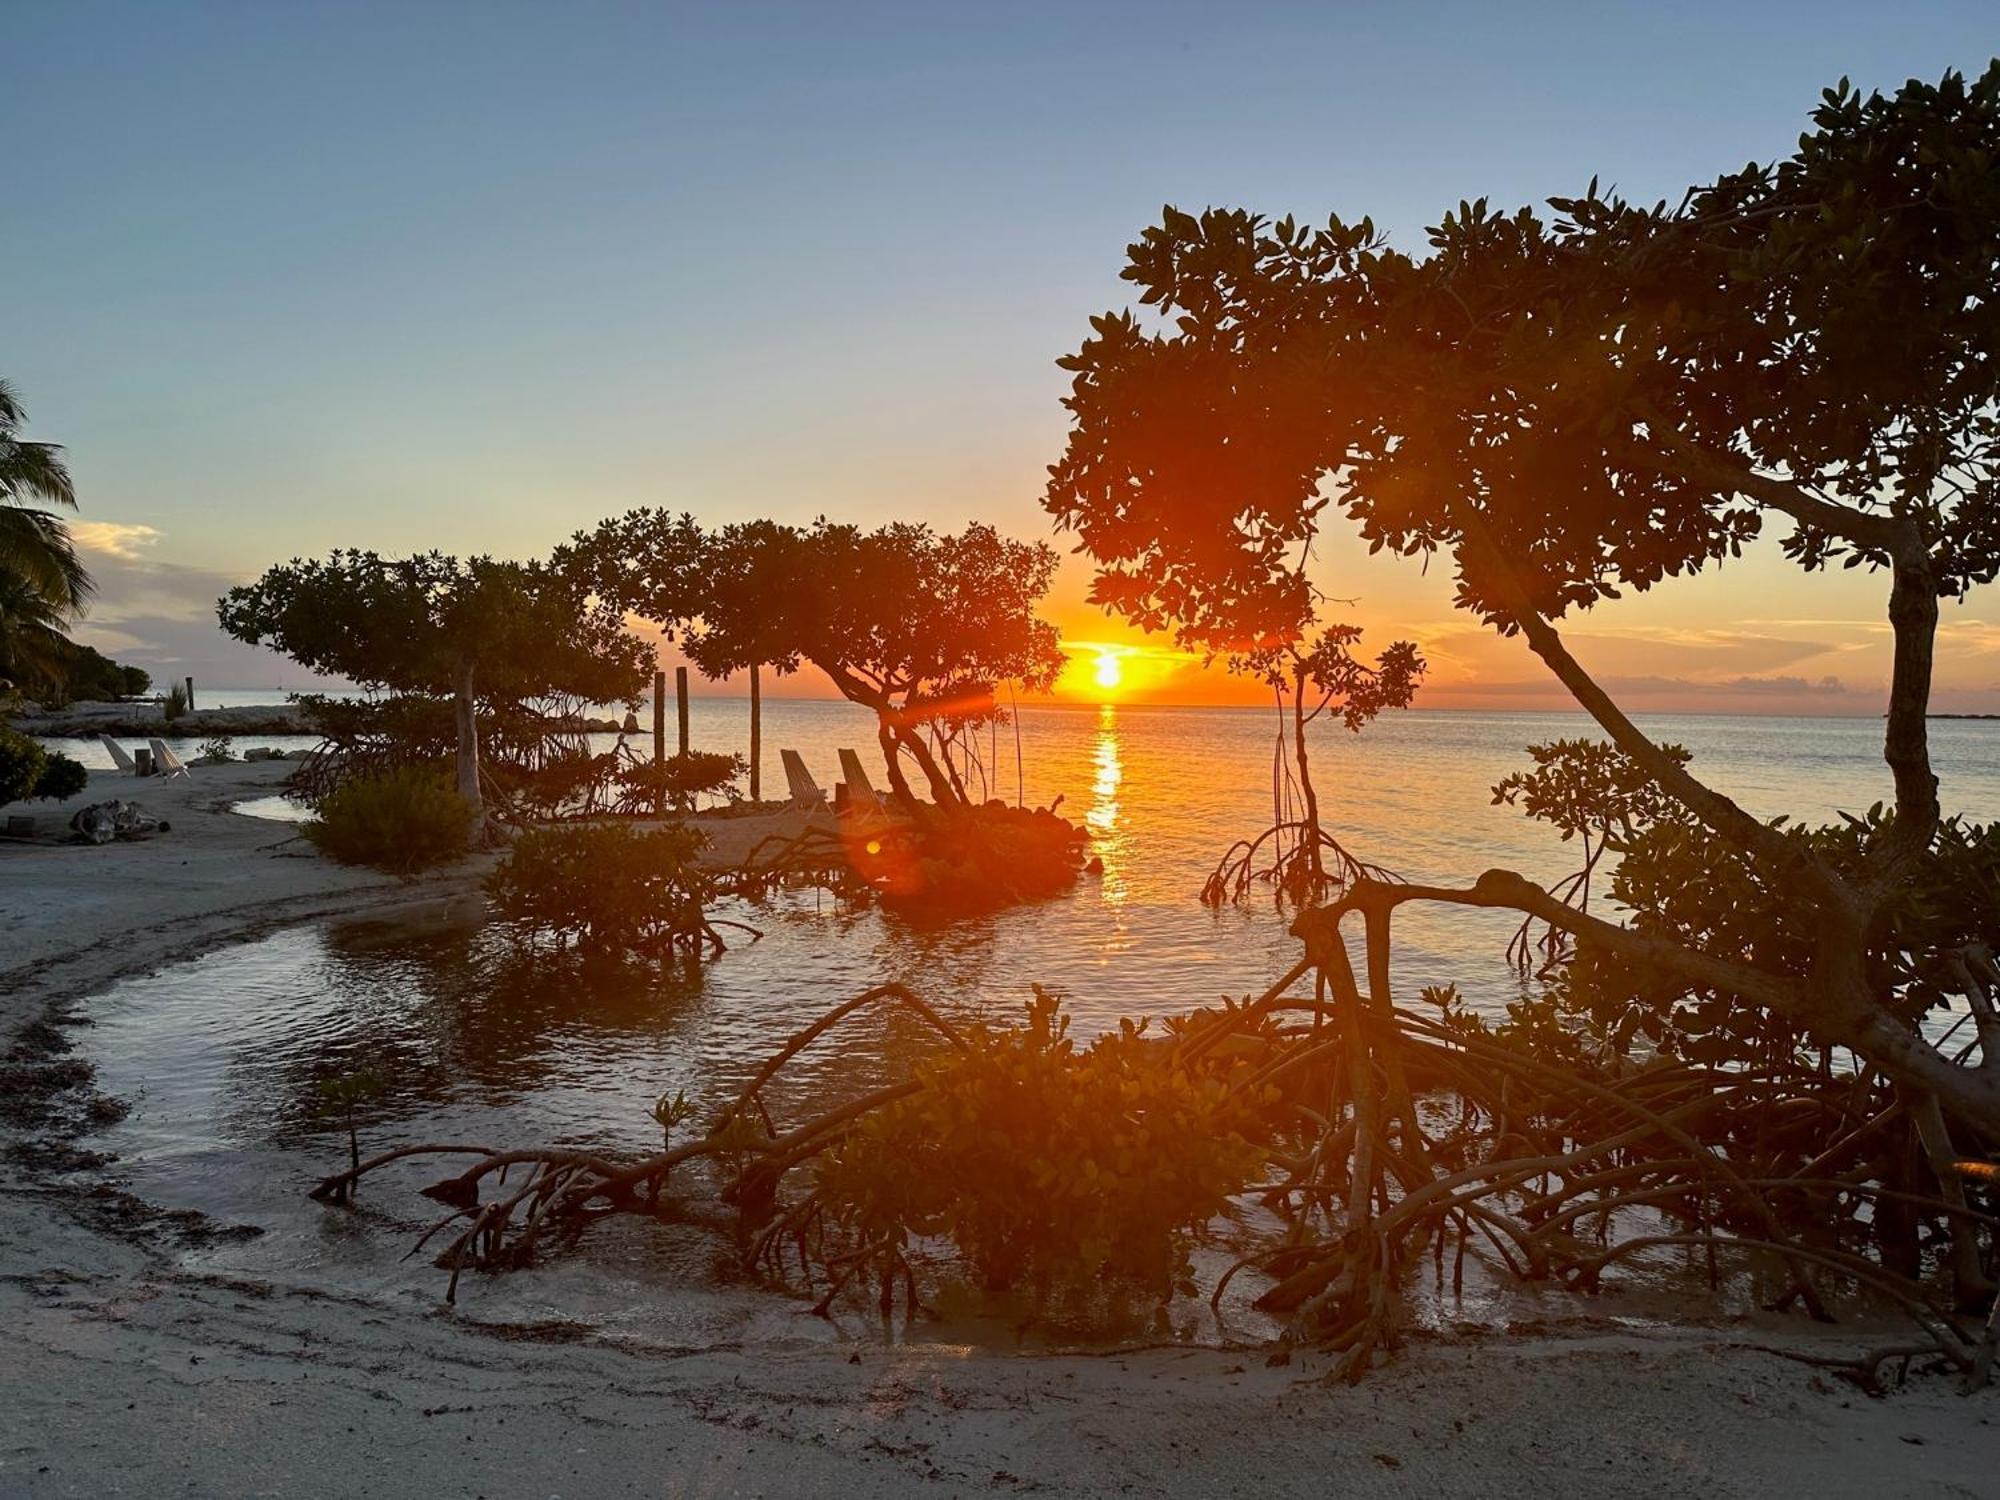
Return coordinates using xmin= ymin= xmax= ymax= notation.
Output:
xmin=836 ymin=748 xmax=888 ymax=815
xmin=779 ymin=749 xmax=827 ymax=810
xmin=98 ymin=734 xmax=139 ymax=775
xmin=148 ymin=738 xmax=192 ymax=780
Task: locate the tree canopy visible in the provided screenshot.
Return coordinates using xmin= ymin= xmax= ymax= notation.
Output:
xmin=0 ymin=380 xmax=88 ymax=619
xmin=570 ymin=515 xmax=1064 ymax=804
xmin=1046 ymin=66 xmax=2000 ymax=1137
xmin=220 ymin=550 xmax=649 ymax=706
xmin=220 ymin=550 xmax=651 ymax=821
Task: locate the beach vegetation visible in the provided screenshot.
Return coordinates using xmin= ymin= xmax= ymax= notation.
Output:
xmin=815 ymin=988 xmax=1263 ymax=1301
xmin=31 ymin=747 xmax=87 ymax=802
xmin=0 ymin=729 xmax=88 ymax=805
xmin=305 ymin=764 xmax=476 ymax=874
xmin=1036 ymin=64 xmax=2000 ymax=1369
xmin=0 ymin=725 xmax=48 ymax=803
xmin=486 ymin=820 xmax=747 ymax=958
xmin=567 ymin=516 xmax=1064 ymax=807
xmin=219 ymin=551 xmax=652 ymax=833
xmin=314 ymin=1067 xmax=387 ymax=1177
xmin=0 ymin=381 xmax=88 ymax=621
xmin=612 ymin=749 xmax=747 ymax=815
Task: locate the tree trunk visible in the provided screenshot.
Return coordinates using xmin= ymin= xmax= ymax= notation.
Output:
xmin=454 ymin=663 xmax=484 ymax=836
xmin=1292 ymin=663 xmax=1326 ymax=890
xmin=896 ymin=723 xmax=959 ymax=807
xmin=749 ymin=663 xmax=762 ymax=803
xmin=876 ymin=717 xmax=918 ymax=804
xmin=936 ymin=729 xmax=971 ymax=803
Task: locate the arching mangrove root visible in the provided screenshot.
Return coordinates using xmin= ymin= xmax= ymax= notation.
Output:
xmin=308 ymin=959 xmax=1995 ymax=1385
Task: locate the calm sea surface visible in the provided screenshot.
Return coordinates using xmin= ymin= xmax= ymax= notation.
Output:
xmin=60 ymin=704 xmax=2000 ymax=1338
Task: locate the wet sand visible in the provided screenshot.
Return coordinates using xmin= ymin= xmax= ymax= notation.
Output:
xmin=1 ymin=763 xmax=1993 ymax=1497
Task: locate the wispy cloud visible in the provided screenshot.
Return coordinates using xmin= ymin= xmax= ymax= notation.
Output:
xmin=65 ymin=544 xmax=337 ymax=688
xmin=69 ymin=520 xmax=164 ymax=560
xmin=1435 ymin=672 xmax=1861 ymax=700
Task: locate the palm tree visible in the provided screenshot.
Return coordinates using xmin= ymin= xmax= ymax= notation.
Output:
xmin=0 ymin=380 xmax=89 ymax=616
xmin=0 ymin=569 xmax=72 ymax=694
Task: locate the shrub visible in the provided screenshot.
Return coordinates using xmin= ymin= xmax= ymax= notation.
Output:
xmin=816 ymin=989 xmax=1264 ymax=1297
xmin=305 ymin=766 xmax=474 ymax=874
xmin=0 ymin=728 xmax=48 ymax=805
xmin=32 ymin=751 xmax=88 ymax=802
xmin=197 ymin=736 xmax=235 ymax=764
xmin=851 ymin=803 xmax=1088 ymax=914
xmin=163 ymin=682 xmax=189 ymax=721
xmin=503 ymin=748 xmax=619 ymax=821
xmin=487 ymin=820 xmax=720 ymax=955
xmin=613 ymin=750 xmax=746 ymax=814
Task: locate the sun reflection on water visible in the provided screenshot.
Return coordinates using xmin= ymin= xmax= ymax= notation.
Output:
xmin=1086 ymin=704 xmax=1126 ymax=903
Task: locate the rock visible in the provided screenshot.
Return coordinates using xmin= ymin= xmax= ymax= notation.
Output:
xmin=69 ymin=800 xmax=166 ymax=845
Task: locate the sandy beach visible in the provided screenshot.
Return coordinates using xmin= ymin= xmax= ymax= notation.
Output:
xmin=2 ymin=764 xmax=1995 ymax=1498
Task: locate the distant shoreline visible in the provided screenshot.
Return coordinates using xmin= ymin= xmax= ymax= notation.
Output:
xmin=105 ymin=692 xmax=1984 ymax=724
xmin=25 ymin=695 xmax=1997 ymax=728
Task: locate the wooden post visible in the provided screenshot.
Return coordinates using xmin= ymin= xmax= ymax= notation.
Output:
xmin=748 ymin=663 xmax=762 ymax=803
xmin=676 ymin=666 xmax=690 ymax=756
xmin=184 ymin=676 xmax=196 ymax=712
xmin=652 ymin=670 xmax=666 ymax=816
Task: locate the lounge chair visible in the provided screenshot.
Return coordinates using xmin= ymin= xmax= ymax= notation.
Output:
xmin=148 ymin=738 xmax=192 ymax=780
xmin=836 ymin=748 xmax=887 ymax=815
xmin=779 ymin=749 xmax=827 ymax=810
xmin=98 ymin=734 xmax=139 ymax=775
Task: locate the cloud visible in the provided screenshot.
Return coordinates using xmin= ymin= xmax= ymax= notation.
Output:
xmin=1565 ymin=628 xmax=1854 ymax=677
xmin=1434 ymin=672 xmax=1860 ymax=700
xmin=68 ymin=547 xmax=343 ymax=689
xmin=1716 ymin=674 xmax=1852 ymax=696
xmin=69 ymin=520 xmax=164 ymax=560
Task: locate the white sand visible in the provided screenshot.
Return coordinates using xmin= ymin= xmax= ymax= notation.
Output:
xmin=1 ymin=764 xmax=1993 ymax=1497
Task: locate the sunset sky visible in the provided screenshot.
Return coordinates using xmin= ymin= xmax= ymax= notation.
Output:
xmin=9 ymin=3 xmax=1998 ymax=712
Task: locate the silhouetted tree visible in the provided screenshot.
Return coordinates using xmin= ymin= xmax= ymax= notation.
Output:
xmin=0 ymin=381 xmax=87 ymax=619
xmin=1048 ymin=68 xmax=2000 ymax=1139
xmin=570 ymin=515 xmax=1064 ymax=806
xmin=219 ymin=551 xmax=650 ymax=831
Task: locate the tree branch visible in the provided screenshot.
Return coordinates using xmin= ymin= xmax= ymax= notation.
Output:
xmin=1875 ymin=550 xmax=1942 ymax=875
xmin=1301 ymin=873 xmax=1802 ymax=1016
xmin=1633 ymin=407 xmax=1911 ymax=556
xmin=1302 ymin=878 xmax=2000 ymax=1141
xmin=1457 ymin=513 xmax=1850 ymax=908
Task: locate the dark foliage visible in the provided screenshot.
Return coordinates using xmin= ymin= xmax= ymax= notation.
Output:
xmin=486 ymin=821 xmax=734 ymax=957
xmin=305 ymin=765 xmax=475 ymax=874
xmin=566 ymin=516 xmax=1063 ymax=806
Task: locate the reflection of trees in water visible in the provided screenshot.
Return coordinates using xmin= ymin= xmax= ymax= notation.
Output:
xmin=258 ymin=916 xmax=712 ymax=1150
xmin=251 ymin=901 xmax=1028 ymax=1162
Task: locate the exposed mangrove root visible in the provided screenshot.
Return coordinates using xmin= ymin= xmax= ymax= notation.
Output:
xmin=310 ymin=951 xmax=1996 ymax=1388
xmin=1201 ymin=820 xmax=1398 ymax=909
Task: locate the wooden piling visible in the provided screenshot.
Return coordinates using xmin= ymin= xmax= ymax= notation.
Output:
xmin=652 ymin=670 xmax=666 ymax=765
xmin=748 ymin=663 xmax=762 ymax=803
xmin=651 ymin=670 xmax=667 ymax=816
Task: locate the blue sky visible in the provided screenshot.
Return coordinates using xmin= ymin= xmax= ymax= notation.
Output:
xmin=7 ymin=2 xmax=1998 ymax=701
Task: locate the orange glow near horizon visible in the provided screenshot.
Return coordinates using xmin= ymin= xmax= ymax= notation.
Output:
xmin=1055 ymin=640 xmax=1203 ymax=703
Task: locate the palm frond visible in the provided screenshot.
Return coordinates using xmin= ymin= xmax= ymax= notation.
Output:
xmin=0 ymin=507 xmax=93 ymax=613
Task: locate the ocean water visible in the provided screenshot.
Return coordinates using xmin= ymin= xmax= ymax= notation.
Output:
xmin=59 ymin=704 xmax=2000 ymax=1336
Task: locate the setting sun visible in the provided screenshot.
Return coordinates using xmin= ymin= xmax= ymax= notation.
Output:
xmin=1092 ymin=651 xmax=1122 ymax=694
